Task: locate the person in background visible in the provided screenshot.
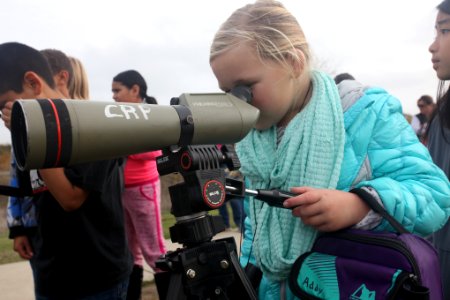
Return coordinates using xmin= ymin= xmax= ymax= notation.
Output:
xmin=112 ymin=69 xmax=166 ymax=300
xmin=209 ymin=1 xmax=450 ymax=298
xmin=0 ymin=42 xmax=132 ymax=300
xmin=411 ymin=95 xmax=436 ymax=143
xmin=113 ymin=70 xmax=158 ymax=105
xmin=41 ymin=48 xmax=73 ymax=98
xmin=428 ymin=1 xmax=450 ymax=297
xmin=69 ymin=56 xmax=90 ymax=100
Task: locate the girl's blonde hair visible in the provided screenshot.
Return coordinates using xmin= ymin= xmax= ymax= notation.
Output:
xmin=210 ymin=0 xmax=310 ymax=72
xmin=69 ymin=56 xmax=90 ymax=100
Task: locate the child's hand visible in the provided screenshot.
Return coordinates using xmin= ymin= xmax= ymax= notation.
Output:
xmin=13 ymin=236 xmax=34 ymax=260
xmin=1 ymin=101 xmax=14 ymax=129
xmin=283 ymin=186 xmax=370 ymax=232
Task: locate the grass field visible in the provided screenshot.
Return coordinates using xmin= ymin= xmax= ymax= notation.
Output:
xmin=0 ymin=191 xmax=16 ymax=265
xmin=0 ymin=231 xmax=18 ymax=264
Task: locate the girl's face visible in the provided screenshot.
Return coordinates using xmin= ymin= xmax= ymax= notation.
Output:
xmin=111 ymin=81 xmax=140 ymax=103
xmin=430 ymin=11 xmax=450 ymax=80
xmin=211 ymin=44 xmax=300 ymax=130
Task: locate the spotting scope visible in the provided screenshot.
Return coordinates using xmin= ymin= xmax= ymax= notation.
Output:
xmin=10 ymin=86 xmax=258 ymax=170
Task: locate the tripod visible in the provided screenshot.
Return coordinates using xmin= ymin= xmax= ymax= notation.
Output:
xmin=154 ymin=145 xmax=257 ymax=300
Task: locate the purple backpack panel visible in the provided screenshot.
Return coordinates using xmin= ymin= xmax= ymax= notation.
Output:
xmin=289 ymin=229 xmax=442 ymax=300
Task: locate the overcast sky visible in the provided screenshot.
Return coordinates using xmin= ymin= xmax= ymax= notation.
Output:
xmin=0 ymin=0 xmax=443 ymax=144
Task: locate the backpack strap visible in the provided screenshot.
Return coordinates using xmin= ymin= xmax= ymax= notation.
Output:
xmin=350 ymin=188 xmax=409 ymax=234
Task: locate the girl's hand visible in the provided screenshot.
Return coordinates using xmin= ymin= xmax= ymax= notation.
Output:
xmin=283 ymin=186 xmax=370 ymax=232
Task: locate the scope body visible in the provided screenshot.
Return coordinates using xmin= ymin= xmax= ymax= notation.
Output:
xmin=11 ymin=90 xmax=259 ymax=170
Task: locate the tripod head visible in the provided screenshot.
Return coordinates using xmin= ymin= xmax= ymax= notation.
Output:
xmin=155 ymin=144 xmax=256 ymax=300
xmin=156 ymin=144 xmax=244 ymax=247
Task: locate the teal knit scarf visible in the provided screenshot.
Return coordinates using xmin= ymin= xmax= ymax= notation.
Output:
xmin=236 ymin=71 xmax=345 ymax=281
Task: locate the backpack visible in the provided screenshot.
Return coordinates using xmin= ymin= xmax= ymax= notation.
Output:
xmin=288 ymin=188 xmax=443 ymax=300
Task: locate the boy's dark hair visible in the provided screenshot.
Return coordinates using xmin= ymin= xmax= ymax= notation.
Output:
xmin=41 ymin=48 xmax=74 ymax=88
xmin=113 ymin=70 xmax=158 ymax=104
xmin=0 ymin=42 xmax=55 ymax=94
xmin=334 ymin=73 xmax=355 ymax=84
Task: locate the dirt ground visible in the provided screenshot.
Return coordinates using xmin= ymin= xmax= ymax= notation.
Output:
xmin=142 ymin=282 xmax=159 ymax=300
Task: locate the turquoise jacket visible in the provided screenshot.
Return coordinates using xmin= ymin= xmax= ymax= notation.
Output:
xmin=239 ymin=80 xmax=450 ymax=299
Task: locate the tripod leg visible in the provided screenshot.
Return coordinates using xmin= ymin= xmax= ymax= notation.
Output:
xmin=229 ymin=250 xmax=258 ymax=300
xmin=155 ymin=271 xmax=187 ymax=300
xmin=126 ymin=265 xmax=143 ymax=300
xmin=166 ymin=273 xmax=187 ymax=300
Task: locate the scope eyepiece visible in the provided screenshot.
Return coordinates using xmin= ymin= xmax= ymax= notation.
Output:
xmin=230 ymin=85 xmax=252 ymax=104
xmin=11 ymin=101 xmax=28 ymax=169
